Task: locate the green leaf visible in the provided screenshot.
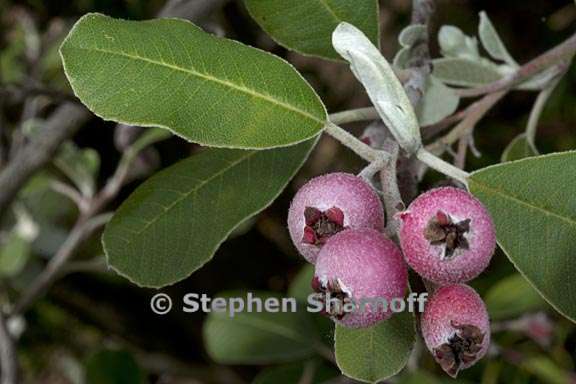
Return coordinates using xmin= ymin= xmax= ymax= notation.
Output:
xmin=432 ymin=57 xmax=505 ymax=87
xmin=125 ymin=127 xmax=171 ymax=156
xmin=103 ymin=139 xmax=317 ymax=288
xmin=478 ymin=12 xmax=518 ymax=67
xmin=288 ymin=264 xmax=315 ymax=303
xmin=203 ymin=291 xmax=319 ymax=364
xmin=501 ymin=133 xmax=538 ymax=162
xmin=55 ymin=142 xmax=100 ymax=197
xmin=334 ymin=311 xmax=415 ymax=383
xmin=469 ymin=151 xmax=576 ymax=322
xmin=521 ymin=356 xmax=574 ymax=384
xmin=0 ymin=23 xmax=26 ymax=83
xmin=252 ymin=361 xmax=338 ymax=384
xmin=245 ymin=0 xmax=379 ymax=60
xmin=0 ymin=233 xmax=30 ymax=278
xmin=417 ymin=76 xmax=460 ymax=126
xmin=85 ymin=350 xmax=144 ymax=384
xmin=60 ymin=13 xmax=326 ymax=149
xmin=485 ymin=274 xmax=548 ymax=320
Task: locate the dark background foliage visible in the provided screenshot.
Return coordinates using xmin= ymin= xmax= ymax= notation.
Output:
xmin=0 ymin=0 xmax=575 ymax=382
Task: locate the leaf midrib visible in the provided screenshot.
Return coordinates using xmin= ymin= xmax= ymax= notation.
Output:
xmin=470 ymin=179 xmax=576 ymax=227
xmin=119 ymin=151 xmax=258 ymax=241
xmin=70 ymin=45 xmax=324 ymax=125
xmin=317 ymin=0 xmax=343 ymax=24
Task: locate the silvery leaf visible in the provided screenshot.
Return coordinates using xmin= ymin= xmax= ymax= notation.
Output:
xmin=438 ymin=25 xmax=480 ymax=60
xmin=399 ymin=24 xmax=426 ymax=48
xmin=417 ymin=76 xmax=460 ymax=126
xmin=393 ymin=47 xmax=411 ymax=70
xmin=332 ymin=22 xmax=421 ymax=154
xmin=479 ymin=11 xmax=518 ymax=67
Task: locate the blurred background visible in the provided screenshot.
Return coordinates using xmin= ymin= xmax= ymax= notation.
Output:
xmin=0 ymin=0 xmax=575 ymax=382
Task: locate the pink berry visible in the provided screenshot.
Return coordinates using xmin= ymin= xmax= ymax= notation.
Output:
xmin=421 ymin=284 xmax=490 ymax=378
xmin=398 ymin=187 xmax=496 ymax=284
xmin=288 ymin=173 xmax=384 ymax=263
xmin=312 ymin=229 xmax=408 ymax=328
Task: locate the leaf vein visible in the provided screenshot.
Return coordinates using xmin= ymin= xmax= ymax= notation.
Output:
xmin=71 ymin=45 xmax=323 ymax=124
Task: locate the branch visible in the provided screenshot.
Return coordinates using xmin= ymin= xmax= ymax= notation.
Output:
xmin=11 ymin=212 xmax=112 ymax=316
xmin=0 ymin=311 xmax=18 ymax=384
xmin=427 ymin=91 xmax=507 ymax=154
xmin=7 ymin=0 xmax=228 ymax=318
xmin=525 ymin=75 xmax=563 ymax=149
xmin=329 ymin=108 xmax=379 ymax=125
xmin=403 ymin=0 xmax=435 ymax=106
xmin=379 ymin=141 xmax=404 ymax=237
xmin=0 ymin=84 xmax=79 ymax=104
xmin=0 ymin=0 xmax=230 ymax=225
xmin=0 ymin=103 xmax=90 ymax=222
xmin=391 ymin=0 xmax=435 ymax=203
xmin=457 ymin=31 xmax=576 ymax=98
xmin=416 ymin=148 xmax=469 ymax=185
xmin=158 ymin=0 xmax=228 ymax=21
xmin=325 ymin=122 xmax=389 ymax=163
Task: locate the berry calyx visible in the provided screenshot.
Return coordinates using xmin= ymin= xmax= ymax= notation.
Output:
xmin=313 ymin=228 xmax=408 ymax=328
xmin=288 ymin=173 xmax=384 ymax=263
xmin=302 ymin=206 xmax=345 ymax=245
xmin=421 ymin=284 xmax=490 ymax=378
xmin=398 ymin=187 xmax=496 ymax=284
xmin=311 ymin=276 xmax=352 ymax=320
xmin=424 ymin=211 xmax=471 ymax=259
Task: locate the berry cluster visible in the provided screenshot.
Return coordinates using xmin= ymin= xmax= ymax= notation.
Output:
xmin=288 ymin=173 xmax=496 ymax=377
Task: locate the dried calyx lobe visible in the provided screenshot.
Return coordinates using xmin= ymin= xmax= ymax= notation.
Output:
xmin=425 ymin=210 xmax=471 ymax=259
xmin=434 ymin=322 xmax=485 ymax=378
xmin=302 ymin=206 xmax=345 ymax=245
xmin=311 ymin=276 xmax=352 ymax=320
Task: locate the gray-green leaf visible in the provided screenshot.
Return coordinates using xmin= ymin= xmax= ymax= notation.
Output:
xmin=245 ymin=0 xmax=379 ymax=60
xmin=417 ymin=76 xmax=460 ymax=126
xmin=55 ymin=142 xmax=100 ymax=197
xmin=432 ymin=57 xmax=505 ymax=87
xmin=438 ymin=25 xmax=479 ymax=59
xmin=393 ymin=47 xmax=411 ymax=70
xmin=203 ymin=291 xmax=319 ymax=364
xmin=334 ymin=311 xmax=415 ymax=383
xmin=61 ymin=13 xmax=326 ymax=149
xmin=501 ymin=133 xmax=538 ymax=162
xmin=485 ymin=273 xmax=548 ymax=320
xmin=398 ymin=24 xmax=426 ymax=48
xmin=0 ymin=233 xmax=30 ymax=278
xmin=478 ymin=11 xmax=518 ymax=67
xmin=469 ymin=151 xmax=576 ymax=322
xmin=103 ymin=139 xmax=317 ymax=288
xmin=288 ymin=264 xmax=315 ymax=303
xmin=332 ymin=22 xmax=421 ymax=154
xmin=521 ymin=356 xmax=575 ymax=384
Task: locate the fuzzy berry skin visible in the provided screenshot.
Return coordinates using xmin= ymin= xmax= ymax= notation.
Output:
xmin=313 ymin=229 xmax=408 ymax=328
xmin=421 ymin=284 xmax=490 ymax=378
xmin=288 ymin=173 xmax=384 ymax=263
xmin=398 ymin=187 xmax=496 ymax=284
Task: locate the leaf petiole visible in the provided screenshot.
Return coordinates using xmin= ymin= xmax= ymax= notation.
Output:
xmin=416 ymin=147 xmax=470 ymax=186
xmin=324 ymin=122 xmax=389 ymax=163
